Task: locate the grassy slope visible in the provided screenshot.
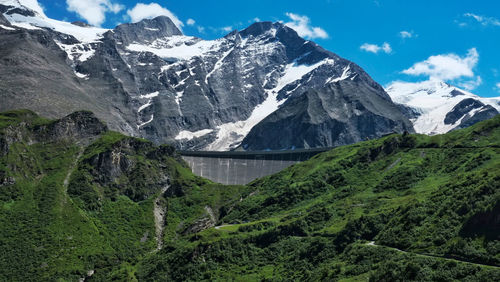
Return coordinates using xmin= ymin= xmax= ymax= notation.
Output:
xmin=0 ymin=110 xmax=245 ymax=281
xmin=137 ymin=116 xmax=500 ymax=281
xmin=1 ymin=110 xmax=499 ymax=281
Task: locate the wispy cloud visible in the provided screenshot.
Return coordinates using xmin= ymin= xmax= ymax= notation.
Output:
xmin=186 ymin=18 xmax=195 ymax=26
xmin=399 ymin=30 xmax=415 ymax=39
xmin=284 ymin=13 xmax=328 ymax=39
xmin=66 ymin=0 xmax=124 ymax=27
xmin=495 ymin=82 xmax=500 ymax=93
xmin=360 ymin=42 xmax=392 ymax=54
xmin=463 ymin=13 xmax=500 ymax=26
xmin=402 ymin=48 xmax=482 ymax=90
xmin=126 ymin=3 xmax=183 ymax=31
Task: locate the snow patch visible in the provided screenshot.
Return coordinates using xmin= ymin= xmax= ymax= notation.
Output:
xmin=139 ymin=91 xmax=159 ymax=99
xmin=175 ymin=91 xmax=184 ymax=105
xmin=138 ymin=115 xmax=154 ymax=128
xmin=0 ymin=24 xmax=15 ymax=30
xmin=55 ymin=41 xmax=95 ymax=62
xmin=175 ymin=129 xmax=214 ymax=141
xmin=127 ymin=36 xmax=221 ymax=61
xmin=4 ymin=11 xmax=107 ymax=43
xmin=386 ymin=80 xmax=500 ymax=134
xmin=273 ymin=58 xmax=334 ymax=93
xmin=74 ymin=71 xmax=89 ymax=79
xmin=137 ymin=91 xmax=160 ymax=114
xmin=205 ymin=47 xmax=234 ymax=84
xmin=138 ymin=101 xmax=152 ymax=113
xmin=326 ymin=65 xmax=352 ymax=84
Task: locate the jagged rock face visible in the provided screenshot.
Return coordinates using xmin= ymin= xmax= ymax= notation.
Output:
xmin=0 ymin=11 xmax=9 ymax=24
xmin=1 ymin=110 xmax=106 ymax=147
xmin=0 ymin=3 xmax=414 ymax=151
xmin=110 ymin=16 xmax=182 ymax=45
xmin=75 ymin=137 xmax=174 ymax=204
xmin=35 ymin=111 xmax=108 ymax=144
xmin=0 ymin=26 xmax=137 ymax=136
xmin=445 ymin=99 xmax=499 ymax=130
xmin=386 ymin=80 xmax=500 ymax=135
xmin=445 ymin=98 xmax=489 ymax=125
xmin=241 ymin=80 xmax=414 ymax=150
xmin=71 ymin=21 xmax=91 ymax=27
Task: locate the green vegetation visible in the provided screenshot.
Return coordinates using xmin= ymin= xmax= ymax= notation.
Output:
xmin=0 ymin=110 xmax=499 ymax=280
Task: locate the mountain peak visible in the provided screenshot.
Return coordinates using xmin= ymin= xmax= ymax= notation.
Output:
xmin=112 ymin=16 xmax=183 ymax=45
xmin=386 ymin=80 xmax=500 ymax=135
xmin=0 ymin=0 xmax=46 ymax=18
xmin=240 ymin=21 xmax=280 ymax=37
xmin=239 ymin=21 xmax=302 ymax=40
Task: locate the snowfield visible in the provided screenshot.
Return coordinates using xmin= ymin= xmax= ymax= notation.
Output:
xmin=386 ymin=80 xmax=500 ymax=135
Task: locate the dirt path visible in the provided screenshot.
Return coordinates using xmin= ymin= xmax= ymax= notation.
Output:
xmin=366 ymin=241 xmax=499 ymax=268
xmin=214 ymin=224 xmax=235 ymax=230
xmin=61 ymin=147 xmax=84 ymax=208
xmin=63 ymin=147 xmax=84 ymax=188
xmin=385 ymin=157 xmax=401 ymax=171
xmin=153 ymin=185 xmax=169 ymax=251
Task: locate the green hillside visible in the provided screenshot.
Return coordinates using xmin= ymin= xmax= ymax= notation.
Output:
xmin=1 ymin=110 xmax=499 ymax=281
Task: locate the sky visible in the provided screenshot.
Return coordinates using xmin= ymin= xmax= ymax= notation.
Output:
xmin=35 ymin=0 xmax=500 ymax=97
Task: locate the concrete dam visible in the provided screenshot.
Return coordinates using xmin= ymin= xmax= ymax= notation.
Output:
xmin=179 ymin=148 xmax=332 ymax=185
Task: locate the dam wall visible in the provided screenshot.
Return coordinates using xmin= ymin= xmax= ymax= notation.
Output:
xmin=179 ymin=148 xmax=331 ymax=185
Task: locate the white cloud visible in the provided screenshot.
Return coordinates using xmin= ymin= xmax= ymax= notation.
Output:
xmin=221 ymin=26 xmax=233 ymax=32
xmin=403 ymin=48 xmax=479 ymax=81
xmin=126 ymin=3 xmax=183 ymax=30
xmin=464 ymin=13 xmax=500 ymax=26
xmin=186 ymin=18 xmax=195 ymax=26
xmin=284 ymin=13 xmax=328 ymax=39
xmin=399 ymin=30 xmax=413 ymax=38
xmin=360 ymin=42 xmax=392 ymax=54
xmin=495 ymin=82 xmax=500 ymax=93
xmin=402 ymin=48 xmax=482 ymax=90
xmin=66 ymin=0 xmax=124 ymax=27
xmin=253 ymin=17 xmax=261 ymax=22
xmin=197 ymin=26 xmax=205 ymax=33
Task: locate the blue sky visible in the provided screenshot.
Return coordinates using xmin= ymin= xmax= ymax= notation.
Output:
xmin=38 ymin=0 xmax=500 ymax=97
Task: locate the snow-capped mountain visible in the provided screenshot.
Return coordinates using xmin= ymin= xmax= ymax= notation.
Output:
xmin=386 ymin=80 xmax=500 ymax=135
xmin=0 ymin=0 xmax=413 ymax=150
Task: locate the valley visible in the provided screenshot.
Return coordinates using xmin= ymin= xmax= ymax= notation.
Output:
xmin=0 ymin=1 xmax=499 ymax=281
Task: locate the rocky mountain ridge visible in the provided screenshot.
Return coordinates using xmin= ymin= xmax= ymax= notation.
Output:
xmin=0 ymin=0 xmax=415 ymax=150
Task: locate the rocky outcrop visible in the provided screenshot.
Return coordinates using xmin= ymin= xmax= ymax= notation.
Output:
xmin=182 ymin=206 xmax=217 ymax=235
xmin=73 ymin=136 xmax=176 ymax=204
xmin=35 ymin=111 xmax=108 ymax=145
xmin=71 ymin=21 xmax=91 ymax=27
xmin=445 ymin=98 xmax=488 ymax=125
xmin=241 ymin=80 xmax=414 ymax=150
xmin=445 ymin=98 xmax=499 ymax=130
xmin=110 ymin=16 xmax=182 ymax=45
xmin=0 ymin=110 xmax=106 ymax=153
xmin=0 ymin=25 xmax=137 ymax=135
